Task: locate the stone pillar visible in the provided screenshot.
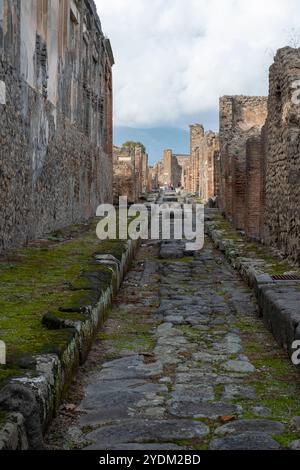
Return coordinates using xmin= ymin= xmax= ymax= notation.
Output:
xmin=135 ymin=146 xmax=143 ymax=197
xmin=190 ymin=124 xmax=204 ymax=194
xmin=245 ymin=137 xmax=264 ymax=238
xmin=219 ymin=95 xmax=268 ymax=226
xmin=213 ymin=150 xmax=221 ymax=199
xmin=163 ymin=149 xmax=172 ymax=187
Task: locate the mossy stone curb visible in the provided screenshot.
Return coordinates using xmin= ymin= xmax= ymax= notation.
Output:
xmin=0 ymin=238 xmax=139 ymax=449
xmin=206 ymin=209 xmax=300 ymax=373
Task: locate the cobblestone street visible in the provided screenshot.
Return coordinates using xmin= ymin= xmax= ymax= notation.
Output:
xmin=3 ymin=0 xmax=300 ymax=457
xmin=47 ymin=234 xmax=300 ymax=450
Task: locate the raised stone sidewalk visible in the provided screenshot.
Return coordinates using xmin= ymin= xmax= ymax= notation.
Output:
xmin=0 ymin=231 xmax=139 ymax=450
xmin=46 ymin=227 xmax=300 ymax=450
xmin=205 ymin=209 xmax=300 ymax=369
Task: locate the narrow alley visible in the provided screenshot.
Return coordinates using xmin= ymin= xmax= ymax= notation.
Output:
xmin=47 ymin=206 xmax=300 ymax=451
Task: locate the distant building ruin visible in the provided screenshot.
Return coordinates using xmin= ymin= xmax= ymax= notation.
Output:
xmin=155 ymin=125 xmax=219 ymax=200
xmin=113 ymin=143 xmax=149 ymax=204
xmin=216 ymin=47 xmax=300 ymax=263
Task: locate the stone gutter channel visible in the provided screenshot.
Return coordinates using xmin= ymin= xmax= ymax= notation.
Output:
xmin=0 ymin=239 xmax=139 ymax=450
xmin=205 ymin=209 xmax=300 ymax=373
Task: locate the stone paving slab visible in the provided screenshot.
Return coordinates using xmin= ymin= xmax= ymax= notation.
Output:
xmin=46 ymin=235 xmax=300 ymax=450
xmin=85 ymin=419 xmax=209 ymax=448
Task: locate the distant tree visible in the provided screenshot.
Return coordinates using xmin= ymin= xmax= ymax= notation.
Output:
xmin=286 ymin=28 xmax=300 ymax=48
xmin=264 ymin=28 xmax=300 ymax=69
xmin=123 ymin=141 xmax=146 ymax=154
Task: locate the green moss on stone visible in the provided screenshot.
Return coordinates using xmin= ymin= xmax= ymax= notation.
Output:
xmin=0 ymin=218 xmax=128 ymax=372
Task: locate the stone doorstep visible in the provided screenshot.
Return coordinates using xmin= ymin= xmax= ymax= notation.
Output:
xmin=206 ymin=216 xmax=300 ymax=371
xmin=0 ymin=239 xmax=139 ymax=450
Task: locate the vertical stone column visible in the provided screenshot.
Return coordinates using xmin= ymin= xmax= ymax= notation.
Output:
xmin=213 ymin=150 xmax=221 ymax=199
xmin=190 ymin=124 xmax=204 ymax=194
xmin=219 ymin=97 xmax=234 ymax=214
xmin=135 ymin=146 xmax=144 ymax=197
xmin=245 ymin=137 xmax=264 ymax=238
xmin=163 ymin=149 xmax=172 ymax=187
xmin=199 ymin=132 xmax=219 ymax=202
xmin=263 ymin=47 xmax=300 ymax=261
xmin=232 ymin=140 xmax=247 ymax=230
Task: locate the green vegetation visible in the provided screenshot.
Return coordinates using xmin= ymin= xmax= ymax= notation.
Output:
xmin=123 ymin=141 xmax=146 ymax=154
xmin=210 ymin=212 xmax=300 ymax=276
xmin=0 ymin=219 xmax=128 ymax=384
xmin=235 ymin=313 xmax=300 ymax=424
xmin=97 ymin=307 xmax=157 ymax=359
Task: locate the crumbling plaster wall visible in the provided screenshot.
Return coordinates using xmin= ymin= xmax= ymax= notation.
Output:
xmin=0 ymin=0 xmax=114 ymax=252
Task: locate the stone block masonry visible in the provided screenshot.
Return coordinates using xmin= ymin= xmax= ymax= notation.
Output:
xmin=219 ymin=96 xmax=268 ymax=230
xmin=190 ymin=124 xmax=204 ymax=194
xmin=217 ymin=48 xmax=300 ymax=263
xmin=198 ymin=131 xmax=219 ymax=202
xmin=0 ymin=0 xmax=114 ymax=253
xmin=113 ymin=144 xmax=149 ymax=204
xmin=263 ymin=47 xmax=300 ymax=262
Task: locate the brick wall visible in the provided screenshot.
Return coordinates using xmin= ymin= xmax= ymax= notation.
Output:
xmin=219 ymin=96 xmax=268 ymax=230
xmin=113 ymin=144 xmax=149 ymax=203
xmin=245 ymin=137 xmax=264 ymax=238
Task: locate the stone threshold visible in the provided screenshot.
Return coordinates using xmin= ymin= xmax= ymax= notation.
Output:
xmin=206 ymin=209 xmax=300 ymax=373
xmin=0 ymin=238 xmax=139 ymax=450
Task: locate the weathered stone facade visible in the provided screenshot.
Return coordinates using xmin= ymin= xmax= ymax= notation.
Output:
xmin=149 ymin=161 xmax=162 ymax=190
xmin=245 ymin=137 xmax=265 ymax=239
xmin=219 ymin=96 xmax=268 ymax=230
xmin=113 ymin=144 xmax=149 ymax=203
xmin=0 ymin=0 xmax=114 ymax=252
xmin=198 ymin=131 xmax=219 ymax=202
xmin=160 ymin=150 xmax=191 ymax=189
xmin=213 ymin=150 xmax=221 ymax=199
xmin=190 ymin=124 xmax=204 ymax=194
xmin=175 ymin=154 xmax=192 ymax=190
xmin=263 ymin=47 xmax=300 ymax=261
xmin=113 ymin=146 xmax=136 ymax=204
xmin=216 ymin=48 xmax=300 ymax=263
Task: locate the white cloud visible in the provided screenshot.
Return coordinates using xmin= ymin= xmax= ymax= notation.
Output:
xmin=96 ymin=0 xmax=300 ymax=128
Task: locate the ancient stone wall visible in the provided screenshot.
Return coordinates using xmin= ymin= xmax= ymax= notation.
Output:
xmin=113 ymin=146 xmax=136 ymax=204
xmin=175 ymin=155 xmax=191 ymax=189
xmin=219 ymin=96 xmax=268 ymax=229
xmin=263 ymin=47 xmax=300 ymax=261
xmin=190 ymin=124 xmax=204 ymax=193
xmin=150 ymin=162 xmax=162 ymax=190
xmin=113 ymin=144 xmax=149 ymax=203
xmin=162 ymin=149 xmax=173 ymax=187
xmin=0 ymin=0 xmax=114 ymax=252
xmin=141 ymin=151 xmax=150 ymax=193
xmin=198 ymin=131 xmax=219 ymax=202
xmin=245 ymin=137 xmax=264 ymax=239
xmin=158 ymin=125 xmax=219 ymax=196
xmin=213 ymin=150 xmax=221 ymax=200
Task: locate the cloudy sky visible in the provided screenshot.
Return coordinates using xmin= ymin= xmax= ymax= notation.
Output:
xmin=95 ymin=0 xmax=300 ymax=155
